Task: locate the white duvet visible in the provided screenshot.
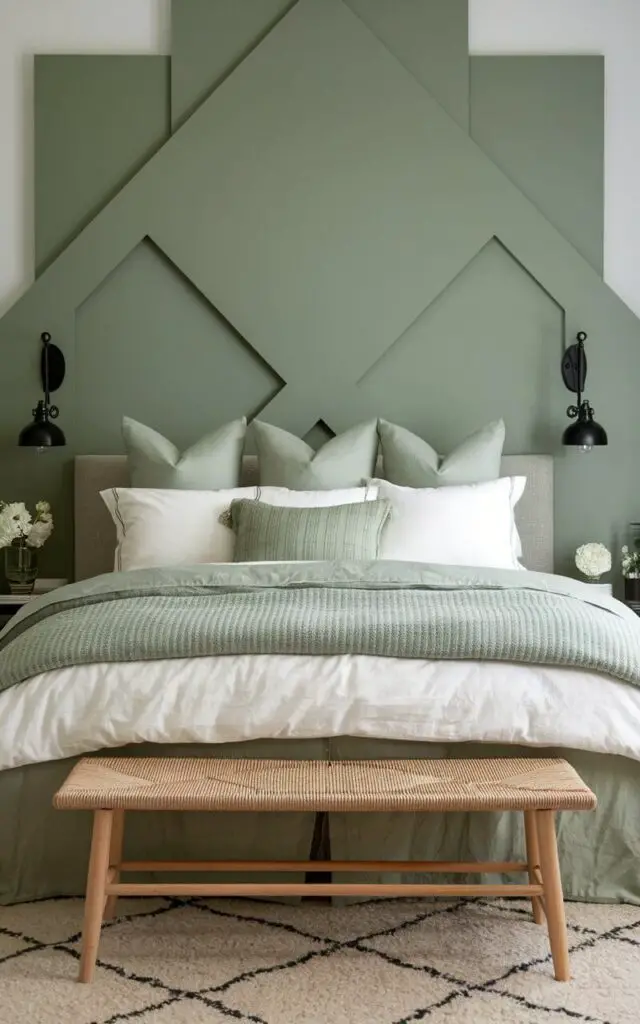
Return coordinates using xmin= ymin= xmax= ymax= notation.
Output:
xmin=2 ymin=653 xmax=640 ymax=771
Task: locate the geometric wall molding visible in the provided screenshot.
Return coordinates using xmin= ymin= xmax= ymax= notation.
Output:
xmin=0 ymin=0 xmax=638 ymax=577
xmin=358 ymin=237 xmax=565 ymax=456
xmin=345 ymin=0 xmax=470 ymax=129
xmin=171 ymin=0 xmax=297 ymax=131
xmin=303 ymin=420 xmax=337 ymax=448
xmin=75 ymin=238 xmax=284 ymax=453
xmin=470 ymin=55 xmax=604 ymax=274
xmin=35 ymin=56 xmax=170 ymax=275
xmin=171 ymin=0 xmax=471 ymax=133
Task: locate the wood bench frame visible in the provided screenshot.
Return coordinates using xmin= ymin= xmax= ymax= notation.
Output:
xmin=53 ymin=757 xmax=597 ymax=985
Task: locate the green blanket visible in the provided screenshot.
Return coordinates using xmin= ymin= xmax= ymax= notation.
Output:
xmin=0 ymin=561 xmax=639 ymax=692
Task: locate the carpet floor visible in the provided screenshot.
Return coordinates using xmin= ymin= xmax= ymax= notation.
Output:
xmin=0 ymin=896 xmax=638 ymax=1023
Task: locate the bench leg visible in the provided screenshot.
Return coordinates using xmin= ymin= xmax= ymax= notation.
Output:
xmin=524 ymin=810 xmax=545 ymax=925
xmin=536 ymin=810 xmax=570 ymax=981
xmin=79 ymin=809 xmax=113 ymax=983
xmin=104 ymin=810 xmax=125 ymax=921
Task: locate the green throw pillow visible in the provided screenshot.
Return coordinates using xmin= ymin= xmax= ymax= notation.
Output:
xmin=123 ymin=416 xmax=246 ymax=489
xmin=230 ymin=498 xmax=391 ymax=562
xmin=253 ymin=420 xmax=379 ymax=489
xmin=377 ymin=419 xmax=505 ymax=488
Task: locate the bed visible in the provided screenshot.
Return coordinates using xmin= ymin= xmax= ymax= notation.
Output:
xmin=2 ymin=453 xmax=640 ymax=906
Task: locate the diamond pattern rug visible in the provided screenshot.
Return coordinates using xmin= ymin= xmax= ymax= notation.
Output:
xmin=0 ymin=897 xmax=638 ymax=1023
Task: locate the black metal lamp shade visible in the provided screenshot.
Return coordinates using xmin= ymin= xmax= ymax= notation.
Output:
xmin=18 ymin=332 xmax=66 ymax=448
xmin=18 ymin=400 xmax=66 ymax=447
xmin=561 ymin=331 xmax=607 ymax=451
xmin=561 ymin=404 xmax=608 ymax=449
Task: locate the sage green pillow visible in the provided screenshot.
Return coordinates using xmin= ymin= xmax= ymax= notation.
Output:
xmin=230 ymin=498 xmax=391 ymax=562
xmin=378 ymin=419 xmax=505 ymax=488
xmin=123 ymin=416 xmax=246 ymax=489
xmin=253 ymin=420 xmax=379 ymax=489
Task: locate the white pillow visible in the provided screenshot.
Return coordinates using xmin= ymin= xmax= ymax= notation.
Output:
xmin=101 ymin=485 xmax=378 ymax=571
xmin=372 ymin=477 xmax=526 ymax=570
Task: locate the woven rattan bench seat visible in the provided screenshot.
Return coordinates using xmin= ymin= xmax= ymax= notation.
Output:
xmin=55 ymin=754 xmax=597 ymax=983
xmin=53 ymin=756 xmax=596 ymax=813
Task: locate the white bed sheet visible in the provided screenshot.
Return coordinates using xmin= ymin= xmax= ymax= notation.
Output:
xmin=2 ymin=654 xmax=640 ymax=770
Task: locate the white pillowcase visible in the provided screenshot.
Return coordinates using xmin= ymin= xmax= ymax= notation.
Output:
xmin=372 ymin=477 xmax=526 ymax=570
xmin=101 ymin=485 xmax=378 ymax=571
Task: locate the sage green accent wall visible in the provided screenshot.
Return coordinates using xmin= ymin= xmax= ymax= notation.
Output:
xmin=171 ymin=0 xmax=296 ymax=129
xmin=470 ymin=56 xmax=604 ymax=274
xmin=346 ymin=0 xmax=469 ymax=129
xmin=35 ymin=56 xmax=170 ymax=274
xmin=75 ymin=239 xmax=283 ymax=454
xmin=359 ymin=238 xmax=564 ymax=456
xmin=171 ymin=0 xmax=469 ymax=132
xmin=0 ymin=0 xmax=637 ymax=583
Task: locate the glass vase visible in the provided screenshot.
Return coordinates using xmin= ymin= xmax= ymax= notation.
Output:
xmin=4 ymin=543 xmax=38 ymax=595
xmin=624 ymin=524 xmax=640 ymax=611
xmin=624 ymin=576 xmax=640 ymax=611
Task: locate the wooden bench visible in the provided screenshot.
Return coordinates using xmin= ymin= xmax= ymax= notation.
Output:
xmin=53 ymin=755 xmax=596 ymax=984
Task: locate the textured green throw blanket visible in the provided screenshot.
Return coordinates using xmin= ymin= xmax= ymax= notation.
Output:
xmin=0 ymin=561 xmax=639 ymax=692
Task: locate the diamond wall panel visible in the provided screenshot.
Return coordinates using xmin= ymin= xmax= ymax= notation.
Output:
xmin=75 ymin=239 xmax=283 ymax=453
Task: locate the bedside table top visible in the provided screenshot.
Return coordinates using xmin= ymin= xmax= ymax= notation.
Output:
xmin=0 ymin=579 xmax=68 ymax=607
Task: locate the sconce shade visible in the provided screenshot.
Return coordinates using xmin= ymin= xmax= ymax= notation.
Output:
xmin=18 ymin=400 xmax=66 ymax=447
xmin=561 ymin=406 xmax=608 ymax=448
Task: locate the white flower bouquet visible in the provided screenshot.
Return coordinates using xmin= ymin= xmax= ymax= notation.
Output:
xmin=0 ymin=500 xmax=53 ymax=550
xmin=622 ymin=545 xmax=640 ymax=580
xmin=575 ymin=542 xmax=611 ymax=581
xmin=0 ymin=501 xmax=53 ymax=594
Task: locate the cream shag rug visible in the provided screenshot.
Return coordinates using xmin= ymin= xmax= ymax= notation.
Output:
xmin=0 ymin=896 xmax=638 ymax=1023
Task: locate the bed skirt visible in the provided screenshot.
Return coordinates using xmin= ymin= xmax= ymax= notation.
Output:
xmin=1 ymin=737 xmax=638 ymax=905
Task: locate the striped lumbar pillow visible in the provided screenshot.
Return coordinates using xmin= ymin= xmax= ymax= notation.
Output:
xmin=229 ymin=499 xmax=392 ymax=562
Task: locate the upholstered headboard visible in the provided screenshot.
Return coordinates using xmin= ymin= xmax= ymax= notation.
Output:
xmin=74 ymin=454 xmax=554 ymax=581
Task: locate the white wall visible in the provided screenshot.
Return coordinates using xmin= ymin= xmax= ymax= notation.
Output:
xmin=1 ymin=0 xmax=639 ymax=318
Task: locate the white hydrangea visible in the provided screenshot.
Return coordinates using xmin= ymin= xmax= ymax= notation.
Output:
xmin=575 ymin=542 xmax=612 ymax=580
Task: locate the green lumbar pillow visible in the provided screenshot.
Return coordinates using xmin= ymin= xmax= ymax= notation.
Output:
xmin=377 ymin=419 xmax=505 ymax=488
xmin=230 ymin=498 xmax=391 ymax=562
xmin=123 ymin=416 xmax=246 ymax=489
xmin=253 ymin=420 xmax=379 ymax=489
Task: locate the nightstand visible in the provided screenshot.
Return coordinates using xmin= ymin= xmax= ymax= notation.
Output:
xmin=0 ymin=579 xmax=67 ymax=629
xmin=586 ymin=582 xmax=613 ymax=597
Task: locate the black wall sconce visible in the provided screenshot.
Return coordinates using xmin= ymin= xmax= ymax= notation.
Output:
xmin=18 ymin=332 xmax=66 ymax=448
xmin=561 ymin=331 xmax=607 ymax=452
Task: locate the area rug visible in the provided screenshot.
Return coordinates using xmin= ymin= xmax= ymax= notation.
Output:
xmin=0 ymin=896 xmax=638 ymax=1023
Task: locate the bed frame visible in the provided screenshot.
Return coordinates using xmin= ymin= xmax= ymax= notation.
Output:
xmin=6 ymin=453 xmax=640 ymax=907
xmin=74 ymin=454 xmax=554 ymax=580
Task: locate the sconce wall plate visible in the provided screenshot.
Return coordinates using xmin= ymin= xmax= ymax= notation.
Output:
xmin=40 ymin=339 xmax=65 ymax=393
